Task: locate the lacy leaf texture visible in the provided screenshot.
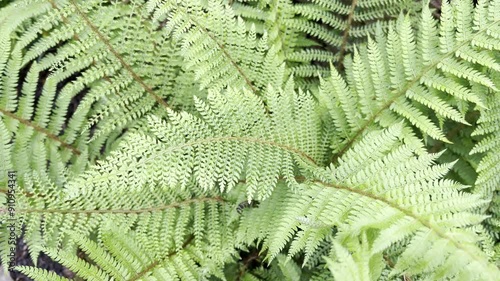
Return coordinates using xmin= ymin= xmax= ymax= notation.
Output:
xmin=0 ymin=0 xmax=499 ymax=280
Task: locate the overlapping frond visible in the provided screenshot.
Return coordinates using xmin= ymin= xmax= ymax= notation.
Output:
xmin=318 ymin=0 xmax=500 ymax=162
xmin=470 ymin=72 xmax=500 ymax=253
xmin=0 ymin=170 xmax=233 ymax=270
xmin=0 ymin=3 xmax=131 ymax=266
xmin=145 ymin=0 xmax=285 ymax=94
xmin=471 ymin=81 xmax=500 ymax=197
xmin=65 ymin=81 xmax=328 ymax=201
xmin=0 ymin=0 xmax=205 ymax=141
xmin=232 ymin=0 xmax=420 ymax=83
xmin=324 ymin=239 xmax=383 ymax=281
xmin=0 ymin=60 xmax=92 ymax=183
xmin=0 ymin=10 xmax=100 ymax=190
xmin=17 ymin=225 xmax=233 ymax=281
xmin=238 ymin=124 xmax=498 ymax=280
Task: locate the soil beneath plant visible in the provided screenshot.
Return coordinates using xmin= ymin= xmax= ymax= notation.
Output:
xmin=1 ymin=234 xmax=74 ymax=281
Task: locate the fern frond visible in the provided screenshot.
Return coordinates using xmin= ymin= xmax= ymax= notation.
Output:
xmin=318 ymin=1 xmax=500 ymax=162
xmin=17 ymin=225 xmax=232 ymax=281
xmin=2 ymin=170 xmax=235 ymax=267
xmin=65 ymin=81 xmax=328 ymax=201
xmin=325 ymin=237 xmax=384 ymax=281
xmin=0 ymin=0 xmax=202 ymax=140
xmin=0 ymin=19 xmax=96 ymax=191
xmin=232 ymin=0 xmax=420 ymax=83
xmin=146 ymin=0 xmax=284 ymax=94
xmin=471 ymin=87 xmax=500 ymax=198
xmin=238 ymin=123 xmax=498 ymax=280
xmin=470 ymin=71 xmax=500 ymax=249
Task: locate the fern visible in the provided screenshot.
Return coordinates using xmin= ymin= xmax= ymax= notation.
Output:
xmin=318 ymin=1 xmax=500 ymax=162
xmin=471 ymin=71 xmax=500 ymax=242
xmin=238 ymin=123 xmax=496 ymax=279
xmin=1 ymin=0 xmax=499 ymax=280
xmin=3 ymin=167 xmax=238 ymax=269
xmin=64 ymin=81 xmax=327 ymax=201
xmin=232 ymin=0 xmax=421 ymax=83
xmin=146 ymin=0 xmax=285 ymax=93
xmin=18 ymin=226 xmax=233 ymax=280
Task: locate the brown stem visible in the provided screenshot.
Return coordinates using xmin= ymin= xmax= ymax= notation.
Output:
xmin=127 ymin=234 xmax=195 ymax=281
xmin=336 ymin=0 xmax=358 ymax=70
xmin=0 ymin=197 xmax=225 ymax=215
xmin=0 ymin=188 xmax=40 ymax=198
xmin=0 ymin=108 xmax=81 ymax=155
xmin=67 ymin=0 xmax=171 ymax=111
xmin=236 ymin=250 xmax=261 ymax=281
xmin=384 ymin=255 xmax=413 ymax=281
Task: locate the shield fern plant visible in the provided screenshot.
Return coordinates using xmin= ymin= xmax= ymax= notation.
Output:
xmin=0 ymin=0 xmax=499 ymax=280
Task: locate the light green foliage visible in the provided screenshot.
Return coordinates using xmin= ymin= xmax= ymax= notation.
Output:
xmin=19 ymin=228 xmax=234 ymax=280
xmin=0 ymin=0 xmax=499 ymax=280
xmin=65 ymin=82 xmax=328 ymax=202
xmin=232 ymin=0 xmax=420 ymax=83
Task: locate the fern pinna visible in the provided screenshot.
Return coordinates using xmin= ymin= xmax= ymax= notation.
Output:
xmin=0 ymin=0 xmax=499 ymax=280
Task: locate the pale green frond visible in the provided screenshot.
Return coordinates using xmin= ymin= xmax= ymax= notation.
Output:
xmin=146 ymin=0 xmax=284 ymax=94
xmin=18 ymin=226 xmax=232 ymax=281
xmin=325 ymin=237 xmax=383 ymax=281
xmin=320 ymin=1 xmax=500 ymax=162
xmin=237 ymin=124 xmax=497 ymax=280
xmin=4 ymin=169 xmax=235 ymax=266
xmin=14 ymin=267 xmax=70 ymax=281
xmin=1 ymin=0 xmax=499 ymax=280
xmin=65 ymin=84 xmax=328 ymax=201
xmin=232 ymin=0 xmax=421 ymax=86
xmin=469 ymin=70 xmax=500 ymax=245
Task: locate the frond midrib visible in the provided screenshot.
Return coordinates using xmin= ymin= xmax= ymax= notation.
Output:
xmin=8 ymin=197 xmax=225 ymax=215
xmin=336 ymin=0 xmax=358 ymax=69
xmin=332 ymin=18 xmax=500 ymax=163
xmin=0 ymin=107 xmax=81 ymax=155
xmin=65 ymin=0 xmax=171 ymax=111
xmin=314 ymin=179 xmax=490 ymax=270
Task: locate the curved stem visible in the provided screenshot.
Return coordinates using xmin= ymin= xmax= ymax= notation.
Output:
xmin=336 ymin=0 xmax=358 ymax=70
xmin=0 ymin=108 xmax=81 ymax=155
xmin=67 ymin=0 xmax=171 ymax=111
xmin=1 ymin=197 xmax=225 ymax=215
xmin=331 ymin=18 xmax=500 ymax=163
